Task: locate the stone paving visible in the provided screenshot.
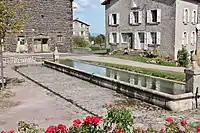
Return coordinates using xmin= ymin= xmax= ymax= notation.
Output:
xmin=0 ymin=67 xmax=89 ymax=131
xmin=16 ymin=65 xmax=200 ymax=130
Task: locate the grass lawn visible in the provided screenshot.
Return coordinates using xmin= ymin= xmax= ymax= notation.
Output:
xmin=79 ymin=60 xmax=185 ymax=82
xmin=107 ymin=54 xmax=177 ymax=67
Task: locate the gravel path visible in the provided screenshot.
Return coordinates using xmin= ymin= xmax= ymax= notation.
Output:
xmin=16 ymin=65 xmax=200 ymax=130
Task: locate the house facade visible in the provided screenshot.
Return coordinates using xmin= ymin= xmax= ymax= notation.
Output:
xmin=5 ymin=0 xmax=73 ymax=53
xmin=102 ymin=0 xmax=198 ymax=60
xmin=73 ymin=19 xmax=90 ymax=42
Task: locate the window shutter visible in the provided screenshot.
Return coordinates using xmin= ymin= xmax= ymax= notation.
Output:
xmin=129 ymin=12 xmax=133 ymax=24
xmin=157 ymin=9 xmax=161 ymax=23
xmin=186 ymin=32 xmax=189 ymax=45
xmin=121 ymin=33 xmax=123 ymax=43
xmin=187 ymin=9 xmax=190 ymax=23
xmin=147 ymin=32 xmax=151 ymax=44
xmin=147 ymin=10 xmax=151 ymax=23
xmin=195 ymin=10 xmax=197 ymax=24
xmin=138 ymin=11 xmax=142 ymax=24
xmin=183 ymin=9 xmax=187 ymax=23
xmin=109 ymin=14 xmax=112 ymax=25
xmin=109 ymin=33 xmax=112 ymax=43
xmin=144 ymin=32 xmax=148 ymax=50
xmin=190 ymin=31 xmax=194 ymax=44
xmin=192 ymin=10 xmax=195 ymax=24
xmin=134 ymin=32 xmax=138 ymax=49
xmin=156 ymin=32 xmax=161 ymax=45
xmin=117 ymin=13 xmax=120 ymax=25
xmin=182 ymin=32 xmax=185 ymax=45
xmin=116 ymin=32 xmax=120 ymax=43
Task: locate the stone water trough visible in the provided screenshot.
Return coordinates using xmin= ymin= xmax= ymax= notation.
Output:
xmin=43 ymin=60 xmax=200 ymax=112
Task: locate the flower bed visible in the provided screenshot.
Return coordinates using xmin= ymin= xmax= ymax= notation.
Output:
xmin=1 ymin=107 xmax=200 ymax=133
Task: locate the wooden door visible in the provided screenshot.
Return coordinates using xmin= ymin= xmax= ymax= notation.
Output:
xmin=34 ymin=39 xmax=42 ymax=52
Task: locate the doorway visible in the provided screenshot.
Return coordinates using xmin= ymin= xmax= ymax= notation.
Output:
xmin=33 ymin=38 xmax=49 ymax=53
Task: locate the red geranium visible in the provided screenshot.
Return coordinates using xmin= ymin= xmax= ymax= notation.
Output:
xmin=165 ymin=117 xmax=173 ymax=124
xmin=7 ymin=131 xmax=14 ymax=133
xmin=84 ymin=116 xmax=93 ymax=124
xmin=92 ymin=116 xmax=101 ymax=124
xmin=181 ymin=120 xmax=187 ymax=126
xmin=1 ymin=131 xmax=7 ymax=133
xmin=196 ymin=126 xmax=200 ymax=133
xmin=45 ymin=125 xmax=57 ymax=133
xmin=115 ymin=129 xmax=124 ymax=133
xmin=73 ymin=119 xmax=82 ymax=128
xmin=57 ymin=124 xmax=67 ymax=133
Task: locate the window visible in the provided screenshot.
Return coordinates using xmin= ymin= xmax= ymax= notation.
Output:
xmin=109 ymin=32 xmax=119 ymax=43
xmin=151 ymin=32 xmax=157 ymax=44
xmin=190 ymin=31 xmax=196 ymax=45
xmin=129 ymin=11 xmax=142 ymax=24
xmin=147 ymin=9 xmax=161 ymax=24
xmin=138 ymin=33 xmax=145 ymax=43
xmin=183 ymin=8 xmax=189 ymax=24
xmin=147 ymin=32 xmax=161 ymax=45
xmin=121 ymin=33 xmax=129 ymax=43
xmin=18 ymin=36 xmax=25 ymax=45
xmin=57 ymin=35 xmax=63 ymax=42
xmin=182 ymin=31 xmax=188 ymax=45
xmin=192 ymin=10 xmax=197 ymax=24
xmin=134 ymin=32 xmax=147 ymax=50
xmin=109 ymin=13 xmax=120 ymax=25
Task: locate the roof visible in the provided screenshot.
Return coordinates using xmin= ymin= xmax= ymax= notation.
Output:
xmin=101 ymin=0 xmax=111 ymax=5
xmin=73 ymin=19 xmax=90 ymax=26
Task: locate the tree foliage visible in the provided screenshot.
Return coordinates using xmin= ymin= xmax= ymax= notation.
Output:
xmin=72 ymin=36 xmax=90 ymax=47
xmin=95 ymin=34 xmax=105 ymax=44
xmin=0 ymin=0 xmax=27 ymax=44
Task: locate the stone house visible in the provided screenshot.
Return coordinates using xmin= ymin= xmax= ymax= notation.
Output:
xmin=5 ymin=0 xmax=73 ymax=53
xmin=102 ymin=0 xmax=199 ymax=60
xmin=73 ymin=19 xmax=90 ymax=42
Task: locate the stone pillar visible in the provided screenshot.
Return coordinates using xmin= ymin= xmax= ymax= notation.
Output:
xmin=53 ymin=47 xmax=59 ymax=62
xmin=146 ymin=78 xmax=152 ymax=89
xmin=129 ymin=75 xmax=135 ymax=85
xmin=156 ymin=80 xmax=161 ymax=91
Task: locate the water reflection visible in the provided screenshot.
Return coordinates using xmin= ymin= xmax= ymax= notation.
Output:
xmin=59 ymin=60 xmax=188 ymax=95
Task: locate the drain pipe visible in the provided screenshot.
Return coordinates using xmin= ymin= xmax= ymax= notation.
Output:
xmin=195 ymin=87 xmax=199 ymax=108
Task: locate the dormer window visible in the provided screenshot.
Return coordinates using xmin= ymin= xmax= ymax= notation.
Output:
xmin=131 ymin=0 xmax=138 ymax=9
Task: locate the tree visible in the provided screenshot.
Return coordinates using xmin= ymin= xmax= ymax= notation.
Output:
xmin=95 ymin=34 xmax=105 ymax=46
xmin=0 ymin=0 xmax=27 ymax=89
xmin=72 ymin=36 xmax=89 ymax=47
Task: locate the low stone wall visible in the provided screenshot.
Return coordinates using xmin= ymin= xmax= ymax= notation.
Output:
xmin=43 ymin=60 xmax=200 ymax=112
xmin=3 ymin=56 xmax=37 ymax=66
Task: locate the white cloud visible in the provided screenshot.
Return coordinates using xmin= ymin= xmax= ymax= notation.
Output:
xmin=73 ymin=0 xmax=97 ymax=13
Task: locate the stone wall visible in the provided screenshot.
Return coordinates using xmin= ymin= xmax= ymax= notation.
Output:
xmin=5 ymin=0 xmax=73 ymax=53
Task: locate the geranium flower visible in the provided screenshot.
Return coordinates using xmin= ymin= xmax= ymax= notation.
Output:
xmin=7 ymin=130 xmax=14 ymax=133
xmin=115 ymin=129 xmax=124 ymax=133
xmin=196 ymin=126 xmax=200 ymax=133
xmin=1 ymin=131 xmax=7 ymax=133
xmin=45 ymin=125 xmax=57 ymax=133
xmin=73 ymin=119 xmax=82 ymax=128
xmin=92 ymin=116 xmax=101 ymax=124
xmin=165 ymin=117 xmax=173 ymax=124
xmin=181 ymin=120 xmax=187 ymax=126
xmin=57 ymin=124 xmax=67 ymax=133
xmin=84 ymin=116 xmax=93 ymax=124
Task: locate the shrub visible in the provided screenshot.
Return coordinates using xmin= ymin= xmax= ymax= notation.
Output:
xmin=72 ymin=36 xmax=89 ymax=47
xmin=177 ymin=47 xmax=189 ymax=67
xmin=3 ymin=108 xmax=200 ymax=133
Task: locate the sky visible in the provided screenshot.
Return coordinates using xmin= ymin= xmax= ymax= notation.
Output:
xmin=73 ymin=0 xmax=105 ymax=35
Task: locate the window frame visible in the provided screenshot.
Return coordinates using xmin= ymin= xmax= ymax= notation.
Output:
xmin=57 ymin=35 xmax=63 ymax=42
